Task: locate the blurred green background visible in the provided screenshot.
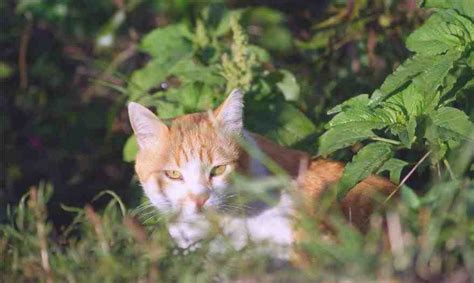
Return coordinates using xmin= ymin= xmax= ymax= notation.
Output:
xmin=1 ymin=0 xmax=426 ymax=226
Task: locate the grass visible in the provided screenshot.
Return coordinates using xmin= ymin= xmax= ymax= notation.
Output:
xmin=2 ymin=145 xmax=473 ymax=282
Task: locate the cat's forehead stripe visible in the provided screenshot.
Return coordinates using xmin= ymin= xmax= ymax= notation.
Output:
xmin=163 ymin=113 xmax=239 ymax=167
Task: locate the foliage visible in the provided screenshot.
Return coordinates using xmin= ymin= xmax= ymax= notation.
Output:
xmin=320 ymin=3 xmax=474 ymax=197
xmin=2 ymin=155 xmax=473 ymax=281
xmin=123 ymin=9 xmax=316 ymax=161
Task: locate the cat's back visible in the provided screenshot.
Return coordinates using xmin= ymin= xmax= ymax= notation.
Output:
xmin=251 ymin=134 xmax=397 ymax=229
xmin=300 ymin=158 xmax=396 ymax=230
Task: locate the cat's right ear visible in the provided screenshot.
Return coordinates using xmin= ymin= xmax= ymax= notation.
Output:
xmin=128 ymin=102 xmax=168 ymax=150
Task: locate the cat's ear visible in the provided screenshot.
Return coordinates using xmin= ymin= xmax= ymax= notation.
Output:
xmin=128 ymin=102 xmax=168 ymax=149
xmin=214 ymin=88 xmax=244 ymax=135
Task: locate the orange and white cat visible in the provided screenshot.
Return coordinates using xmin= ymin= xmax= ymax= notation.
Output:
xmin=128 ymin=89 xmax=395 ymax=255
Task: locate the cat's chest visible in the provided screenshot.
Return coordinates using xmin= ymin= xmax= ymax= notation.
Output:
xmin=223 ymin=193 xmax=294 ymax=248
xmin=168 ymin=193 xmax=295 ymax=258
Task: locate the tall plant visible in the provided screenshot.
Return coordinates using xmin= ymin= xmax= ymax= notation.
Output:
xmin=318 ymin=2 xmax=473 ymax=198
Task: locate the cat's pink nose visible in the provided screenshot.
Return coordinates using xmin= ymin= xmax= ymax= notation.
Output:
xmin=190 ymin=194 xmax=209 ymax=210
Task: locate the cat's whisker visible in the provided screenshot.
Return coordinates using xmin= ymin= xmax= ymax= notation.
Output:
xmin=142 ymin=213 xmax=163 ymax=224
xmin=137 ymin=211 xmax=161 ymax=222
xmin=132 ymin=204 xmax=155 ymax=214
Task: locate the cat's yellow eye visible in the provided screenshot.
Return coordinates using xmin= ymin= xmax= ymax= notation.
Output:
xmin=210 ymin=165 xmax=227 ymax=177
xmin=164 ymin=170 xmax=183 ymax=180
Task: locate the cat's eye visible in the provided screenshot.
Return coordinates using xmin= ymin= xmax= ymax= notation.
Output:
xmin=164 ymin=170 xmax=183 ymax=180
xmin=210 ymin=165 xmax=227 ymax=177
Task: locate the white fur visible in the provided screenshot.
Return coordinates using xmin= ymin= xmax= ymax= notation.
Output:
xmin=243 ymin=130 xmax=269 ymax=177
xmin=142 ymin=157 xmax=233 ymax=247
xmin=136 ymin=90 xmax=295 ymax=258
xmin=141 ymin=135 xmax=295 ymax=258
xmin=222 ymin=192 xmax=294 ymax=258
xmin=217 ymin=89 xmax=244 ymax=134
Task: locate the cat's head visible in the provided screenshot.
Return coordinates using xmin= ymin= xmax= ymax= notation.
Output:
xmin=128 ymin=89 xmax=244 ymax=218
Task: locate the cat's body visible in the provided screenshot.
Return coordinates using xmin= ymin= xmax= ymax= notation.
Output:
xmin=129 ymin=89 xmax=396 ymax=256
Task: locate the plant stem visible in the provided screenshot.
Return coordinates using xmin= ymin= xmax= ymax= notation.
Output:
xmin=384 ymin=150 xmax=432 ymax=204
xmin=443 ymin=159 xmax=456 ymax=180
xmin=371 ymin=136 xmax=401 ymax=145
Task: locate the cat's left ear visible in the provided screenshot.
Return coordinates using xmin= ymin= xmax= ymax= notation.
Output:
xmin=214 ymin=88 xmax=244 ymax=135
xmin=128 ymin=102 xmax=168 ymax=150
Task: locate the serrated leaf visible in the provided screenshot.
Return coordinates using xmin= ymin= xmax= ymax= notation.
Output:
xmin=247 ymin=101 xmax=316 ymax=147
xmin=123 ymin=136 xmax=138 ymax=162
xmin=425 ymin=107 xmax=473 ymax=162
xmin=377 ymin=158 xmax=408 ymax=183
xmin=327 ymin=107 xmax=389 ymax=129
xmin=373 ymin=55 xmax=432 ymax=103
xmin=391 ymin=117 xmax=417 ymax=148
xmin=170 ymin=60 xmax=225 ymax=86
xmin=327 ymin=94 xmax=370 ymax=115
xmin=422 ymin=0 xmax=474 ymax=20
xmin=140 ymin=24 xmax=193 ymax=58
xmin=142 ymin=83 xmax=217 ymax=120
xmin=337 ymin=142 xmax=393 ymax=199
xmin=127 ymin=57 xmax=182 ymax=99
xmin=374 ymin=49 xmax=462 ymax=106
xmin=412 ymin=49 xmax=463 ymax=104
xmin=430 ymin=107 xmax=474 ymax=140
xmin=406 ymin=10 xmax=473 ymax=56
xmin=328 ymin=95 xmax=395 ymax=128
xmin=318 ymin=122 xmax=379 ymax=155
xmin=385 ymin=83 xmax=426 ymax=117
xmin=170 ymin=83 xmax=217 ymax=113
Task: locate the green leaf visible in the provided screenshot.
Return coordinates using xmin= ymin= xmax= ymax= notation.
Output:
xmin=123 ymin=136 xmax=138 ymax=162
xmin=430 ymin=107 xmax=474 ymax=140
xmin=422 ymin=0 xmax=474 ymax=20
xmin=412 ymin=49 xmax=463 ymax=104
xmin=318 ymin=122 xmax=379 ymax=155
xmin=383 ymin=84 xmax=424 ymax=147
xmin=425 ymin=107 xmax=473 ymax=162
xmin=406 ymin=10 xmax=474 ymax=56
xmin=140 ymin=23 xmax=193 ymax=59
xmin=327 ymin=107 xmax=390 ymax=129
xmin=169 ymin=83 xmax=217 ymax=113
xmin=259 ymin=25 xmax=293 ymax=53
xmin=248 ymin=45 xmax=271 ymax=62
xmin=375 ymin=50 xmax=462 ymax=108
xmin=127 ymin=57 xmax=181 ymax=99
xmin=247 ymin=101 xmax=316 ymax=147
xmin=402 ymin=118 xmax=417 ymax=148
xmin=377 ymin=158 xmax=408 ymax=183
xmin=385 ymin=83 xmax=426 ymax=117
xmin=140 ymin=83 xmax=217 ymax=120
xmin=327 ymin=94 xmax=370 ymax=115
xmin=170 ymin=60 xmax=225 ymax=86
xmin=276 ymin=70 xmax=300 ymax=101
xmin=337 ymin=142 xmax=393 ymax=199
xmin=373 ymin=55 xmax=432 ymax=103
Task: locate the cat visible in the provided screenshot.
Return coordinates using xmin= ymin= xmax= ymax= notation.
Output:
xmin=128 ymin=88 xmax=396 ymax=256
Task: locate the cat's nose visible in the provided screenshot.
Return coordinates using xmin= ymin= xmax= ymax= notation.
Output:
xmin=189 ymin=193 xmax=209 ymax=211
